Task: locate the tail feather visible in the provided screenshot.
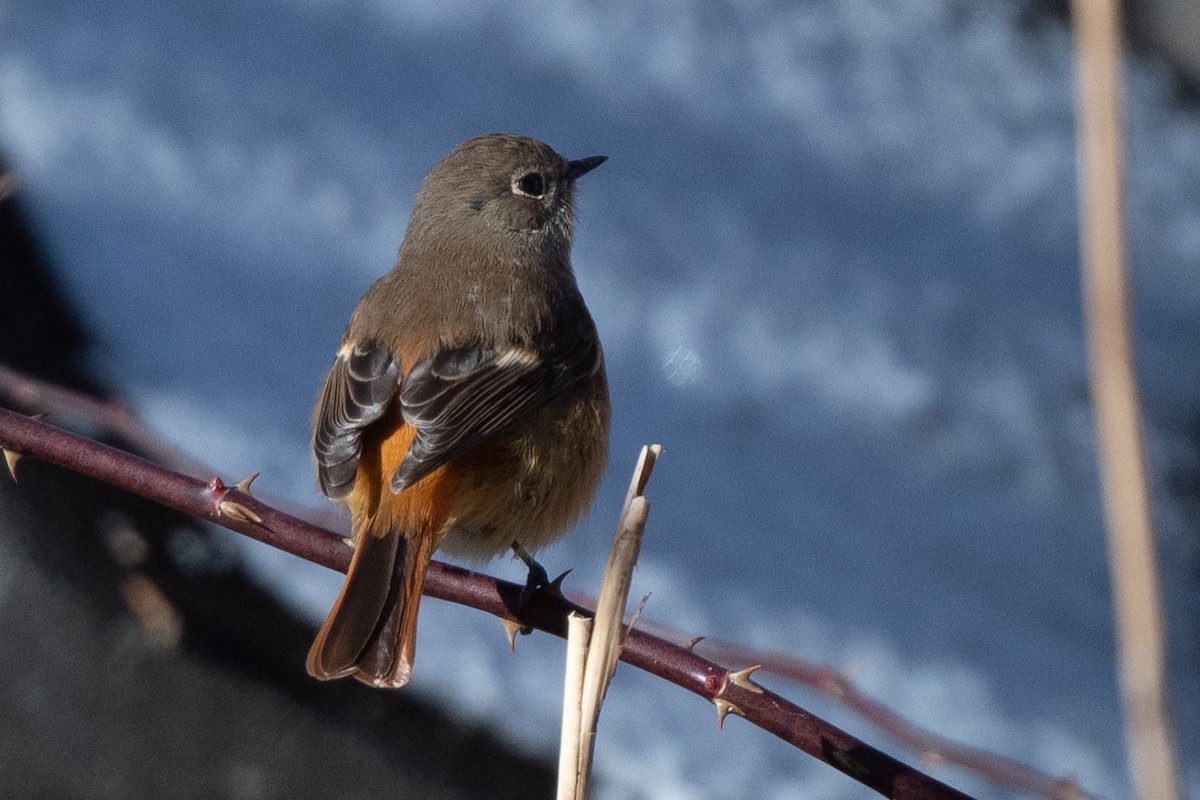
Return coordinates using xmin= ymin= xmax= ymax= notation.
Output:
xmin=307 ymin=527 xmax=433 ymax=688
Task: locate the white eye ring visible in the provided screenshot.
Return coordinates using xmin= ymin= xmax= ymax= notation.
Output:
xmin=512 ymin=172 xmax=546 ymax=198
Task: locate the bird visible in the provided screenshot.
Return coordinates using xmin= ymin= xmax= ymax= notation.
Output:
xmin=306 ymin=133 xmax=611 ymax=688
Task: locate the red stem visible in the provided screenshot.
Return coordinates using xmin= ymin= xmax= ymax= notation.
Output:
xmin=0 ymin=405 xmax=973 ymax=800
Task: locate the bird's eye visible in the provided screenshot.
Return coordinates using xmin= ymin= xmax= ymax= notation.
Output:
xmin=513 ymin=172 xmax=545 ymax=198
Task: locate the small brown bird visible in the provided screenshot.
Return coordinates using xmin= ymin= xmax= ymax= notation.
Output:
xmin=307 ymin=134 xmax=611 ymax=688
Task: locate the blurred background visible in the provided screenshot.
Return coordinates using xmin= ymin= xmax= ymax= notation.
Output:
xmin=2 ymin=1 xmax=1200 ymax=798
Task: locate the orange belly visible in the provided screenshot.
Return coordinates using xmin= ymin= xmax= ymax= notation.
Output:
xmin=345 ymin=374 xmax=608 ymax=560
xmin=347 ymin=420 xmax=459 ymax=543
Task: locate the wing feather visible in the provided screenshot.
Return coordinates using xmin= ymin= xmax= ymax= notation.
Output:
xmin=390 ymin=329 xmax=602 ymax=492
xmin=312 ymin=340 xmax=400 ymax=498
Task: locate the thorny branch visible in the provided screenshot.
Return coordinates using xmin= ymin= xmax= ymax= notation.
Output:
xmin=1 ymin=403 xmax=972 ymax=800
xmin=0 ymin=365 xmax=1087 ymax=799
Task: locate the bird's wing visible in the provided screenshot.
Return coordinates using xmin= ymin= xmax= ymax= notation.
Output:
xmin=391 ymin=329 xmax=602 ymax=493
xmin=312 ymin=339 xmax=400 ymax=499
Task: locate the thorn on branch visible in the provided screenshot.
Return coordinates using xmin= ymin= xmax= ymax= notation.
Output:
xmin=219 ymin=500 xmax=263 ymax=524
xmin=499 ymin=617 xmax=527 ymax=651
xmin=726 ymin=664 xmax=765 ymax=694
xmin=713 ymin=697 xmax=744 ymax=730
xmin=234 ymin=472 xmax=261 ymax=494
xmin=711 ymin=663 xmax=763 ymax=730
xmin=680 ymin=635 xmax=705 ymax=651
xmin=3 ymin=412 xmax=48 ymax=482
xmin=547 ymin=569 xmax=573 ymax=597
xmin=206 ymin=474 xmax=264 ymax=524
xmin=3 ymin=447 xmax=20 ymax=482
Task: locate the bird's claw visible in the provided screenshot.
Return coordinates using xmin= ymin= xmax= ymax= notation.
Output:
xmin=511 ymin=541 xmax=570 ymax=610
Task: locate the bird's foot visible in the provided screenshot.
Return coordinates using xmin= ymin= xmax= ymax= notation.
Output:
xmin=511 ymin=541 xmax=571 ymax=610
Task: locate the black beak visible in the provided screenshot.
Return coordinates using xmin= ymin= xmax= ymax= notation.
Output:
xmin=566 ymin=155 xmax=607 ymax=180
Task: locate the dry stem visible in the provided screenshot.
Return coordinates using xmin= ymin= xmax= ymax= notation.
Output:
xmin=564 ymin=444 xmax=658 ymax=799
xmin=1069 ymin=2 xmax=1180 ymax=798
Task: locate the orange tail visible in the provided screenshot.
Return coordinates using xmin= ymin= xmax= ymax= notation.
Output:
xmin=306 ymin=527 xmax=434 ymax=688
